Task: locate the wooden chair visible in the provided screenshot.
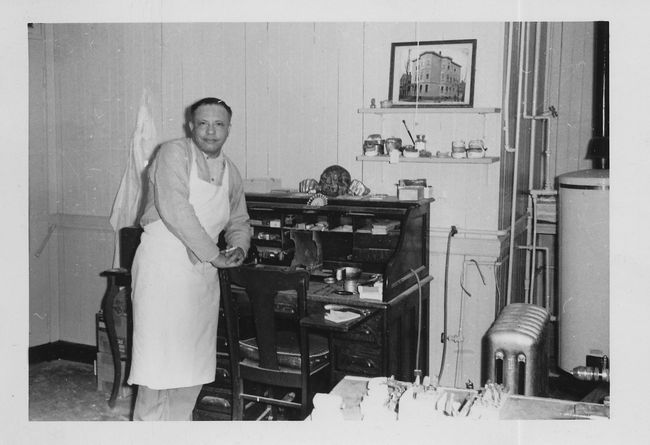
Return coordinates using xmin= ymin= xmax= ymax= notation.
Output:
xmin=99 ymin=226 xmax=142 ymax=407
xmin=219 ymin=266 xmax=330 ymax=420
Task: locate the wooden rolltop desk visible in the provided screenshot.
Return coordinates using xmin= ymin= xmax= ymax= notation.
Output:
xmin=243 ymin=192 xmax=434 ymax=383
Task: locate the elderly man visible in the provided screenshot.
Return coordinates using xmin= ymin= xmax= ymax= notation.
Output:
xmin=128 ymin=97 xmax=250 ymax=421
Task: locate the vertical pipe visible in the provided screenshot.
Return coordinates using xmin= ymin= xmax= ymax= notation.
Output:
xmin=526 ymin=23 xmax=543 ymax=303
xmin=506 ymin=23 xmax=527 ymax=304
xmin=522 ymin=22 xmax=533 ymax=303
xmin=544 ymin=249 xmax=552 ymax=314
xmin=527 ymin=23 xmax=543 ymax=190
xmin=543 ymin=120 xmax=553 ymax=190
xmin=503 ymin=23 xmax=514 ymax=152
xmin=543 ymin=23 xmax=555 ymax=190
xmin=529 ymin=196 xmax=538 ymax=304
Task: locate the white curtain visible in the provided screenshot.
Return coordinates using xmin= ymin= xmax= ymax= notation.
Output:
xmin=109 ymin=89 xmax=158 ymax=267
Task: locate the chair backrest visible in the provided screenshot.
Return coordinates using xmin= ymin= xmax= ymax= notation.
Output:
xmin=219 ymin=266 xmax=310 ymax=371
xmin=119 ymin=226 xmax=143 ymax=270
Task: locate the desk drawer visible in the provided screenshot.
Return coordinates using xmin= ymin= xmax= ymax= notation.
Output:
xmin=352 ymin=247 xmax=394 ymax=263
xmin=334 ymin=312 xmax=382 ymax=344
xmin=353 ymin=232 xmax=400 ymax=249
xmin=333 ymin=341 xmax=382 ymax=376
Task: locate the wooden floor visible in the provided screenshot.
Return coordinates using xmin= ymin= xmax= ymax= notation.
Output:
xmin=29 ymin=360 xmax=132 ymax=421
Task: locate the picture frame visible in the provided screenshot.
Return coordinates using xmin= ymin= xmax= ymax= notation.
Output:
xmin=388 ymin=39 xmax=477 ymax=108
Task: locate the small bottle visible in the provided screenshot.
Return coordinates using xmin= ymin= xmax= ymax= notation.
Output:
xmin=415 ymin=134 xmax=426 ymax=152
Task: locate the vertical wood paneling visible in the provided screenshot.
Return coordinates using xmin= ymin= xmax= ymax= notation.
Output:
xmin=498 ymin=23 xmax=517 ymax=230
xmin=577 ymin=23 xmax=595 ymax=172
xmin=54 ymin=24 xmax=163 ymax=217
xmin=160 ymin=24 xmax=186 ymax=142
xmin=59 ymin=228 xmax=114 ymax=343
xmin=549 ymin=22 xmax=595 ymax=177
xmin=51 ymin=23 xmax=163 ymax=344
xmin=313 ymin=23 xmax=342 ymax=171
xmin=244 ymin=23 xmax=272 ymax=179
xmin=160 ymin=23 xmax=247 ymax=168
xmin=240 ymin=23 xmax=353 ymax=188
xmin=267 ymin=23 xmax=322 ymax=186
xmin=29 ymin=34 xmax=52 ymax=346
xmin=334 ymin=23 xmax=364 ymax=180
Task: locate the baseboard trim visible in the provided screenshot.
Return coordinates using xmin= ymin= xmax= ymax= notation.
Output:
xmin=29 ymin=341 xmax=97 ymax=365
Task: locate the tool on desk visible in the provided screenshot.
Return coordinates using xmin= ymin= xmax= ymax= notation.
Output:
xmin=324 ymin=304 xmax=367 ymax=315
xmin=402 ymin=120 xmax=416 ymax=145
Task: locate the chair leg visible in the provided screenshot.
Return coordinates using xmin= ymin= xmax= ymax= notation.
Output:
xmin=231 ymin=379 xmax=244 ymax=420
xmin=101 ymin=276 xmax=121 ymax=409
xmin=300 ymin=326 xmax=310 ymax=420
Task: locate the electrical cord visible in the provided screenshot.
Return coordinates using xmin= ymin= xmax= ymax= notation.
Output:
xmin=438 ymin=225 xmax=457 ymax=384
xmin=454 ymin=259 xmax=488 ymax=387
xmin=409 ymin=268 xmax=423 ymax=382
xmin=454 ymin=257 xmax=467 ymax=388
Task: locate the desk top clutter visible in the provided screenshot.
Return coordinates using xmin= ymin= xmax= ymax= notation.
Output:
xmin=310 ymin=376 xmax=610 ymax=421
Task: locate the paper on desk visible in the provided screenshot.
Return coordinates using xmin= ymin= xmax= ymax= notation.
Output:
xmin=325 ymin=310 xmax=361 ymax=323
xmin=358 ymin=285 xmax=382 ymax=301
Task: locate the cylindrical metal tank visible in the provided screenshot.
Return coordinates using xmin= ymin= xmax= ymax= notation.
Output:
xmin=557 ymin=169 xmax=609 ymax=372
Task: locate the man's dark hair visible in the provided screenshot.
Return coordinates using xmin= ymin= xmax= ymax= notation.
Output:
xmin=189 ymin=97 xmax=232 ymax=119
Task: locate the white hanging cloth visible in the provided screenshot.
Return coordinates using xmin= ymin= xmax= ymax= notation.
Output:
xmin=109 ymin=89 xmax=158 ymax=267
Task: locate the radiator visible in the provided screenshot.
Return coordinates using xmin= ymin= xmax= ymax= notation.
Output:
xmin=482 ymin=303 xmax=550 ymax=396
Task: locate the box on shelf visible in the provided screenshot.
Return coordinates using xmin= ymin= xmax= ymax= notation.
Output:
xmin=96 ymin=311 xmax=129 ymax=359
xmin=97 ymin=329 xmax=128 ymax=358
xmin=96 ymin=311 xmax=128 ymax=340
xmin=243 ymin=177 xmax=282 ymax=194
xmin=397 ymin=185 xmax=432 ymax=201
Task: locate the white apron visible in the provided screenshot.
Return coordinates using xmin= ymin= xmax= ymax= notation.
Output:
xmin=128 ymin=150 xmax=230 ymax=389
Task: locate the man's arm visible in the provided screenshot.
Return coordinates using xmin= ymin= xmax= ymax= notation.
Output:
xmin=153 ymin=141 xmax=221 ymax=262
xmin=223 ymin=158 xmax=251 ymax=255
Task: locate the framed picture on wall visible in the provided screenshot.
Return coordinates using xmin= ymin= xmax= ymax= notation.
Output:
xmin=388 ymin=39 xmax=477 ymax=108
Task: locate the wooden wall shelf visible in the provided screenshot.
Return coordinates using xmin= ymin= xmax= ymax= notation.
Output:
xmin=358 ymin=107 xmax=501 ymax=115
xmin=356 ymin=155 xmax=500 ymax=164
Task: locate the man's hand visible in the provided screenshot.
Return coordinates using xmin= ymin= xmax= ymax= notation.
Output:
xmin=210 ymin=247 xmax=245 ymax=269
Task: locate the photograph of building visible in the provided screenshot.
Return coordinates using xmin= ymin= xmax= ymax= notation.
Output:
xmin=400 ymin=49 xmax=464 ymax=102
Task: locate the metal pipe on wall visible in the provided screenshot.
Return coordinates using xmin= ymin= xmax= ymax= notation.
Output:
xmin=517 ymin=244 xmax=551 ymax=310
xmin=529 ymin=195 xmax=539 ymax=304
xmin=506 ymin=23 xmax=527 ymax=305
xmin=429 ymin=226 xmax=509 ymax=237
xmin=503 ymin=23 xmax=515 ymax=154
xmin=522 ymin=22 xmax=535 ymax=303
xmin=521 ymin=23 xmax=547 ymax=303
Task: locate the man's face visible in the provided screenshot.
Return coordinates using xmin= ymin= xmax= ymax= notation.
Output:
xmin=189 ymin=104 xmax=231 ymax=157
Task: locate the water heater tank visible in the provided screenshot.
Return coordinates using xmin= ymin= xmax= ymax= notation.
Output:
xmin=557 ymin=169 xmax=609 ymax=372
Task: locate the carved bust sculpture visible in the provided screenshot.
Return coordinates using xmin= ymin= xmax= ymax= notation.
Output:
xmin=318 ymin=165 xmax=352 ymax=197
